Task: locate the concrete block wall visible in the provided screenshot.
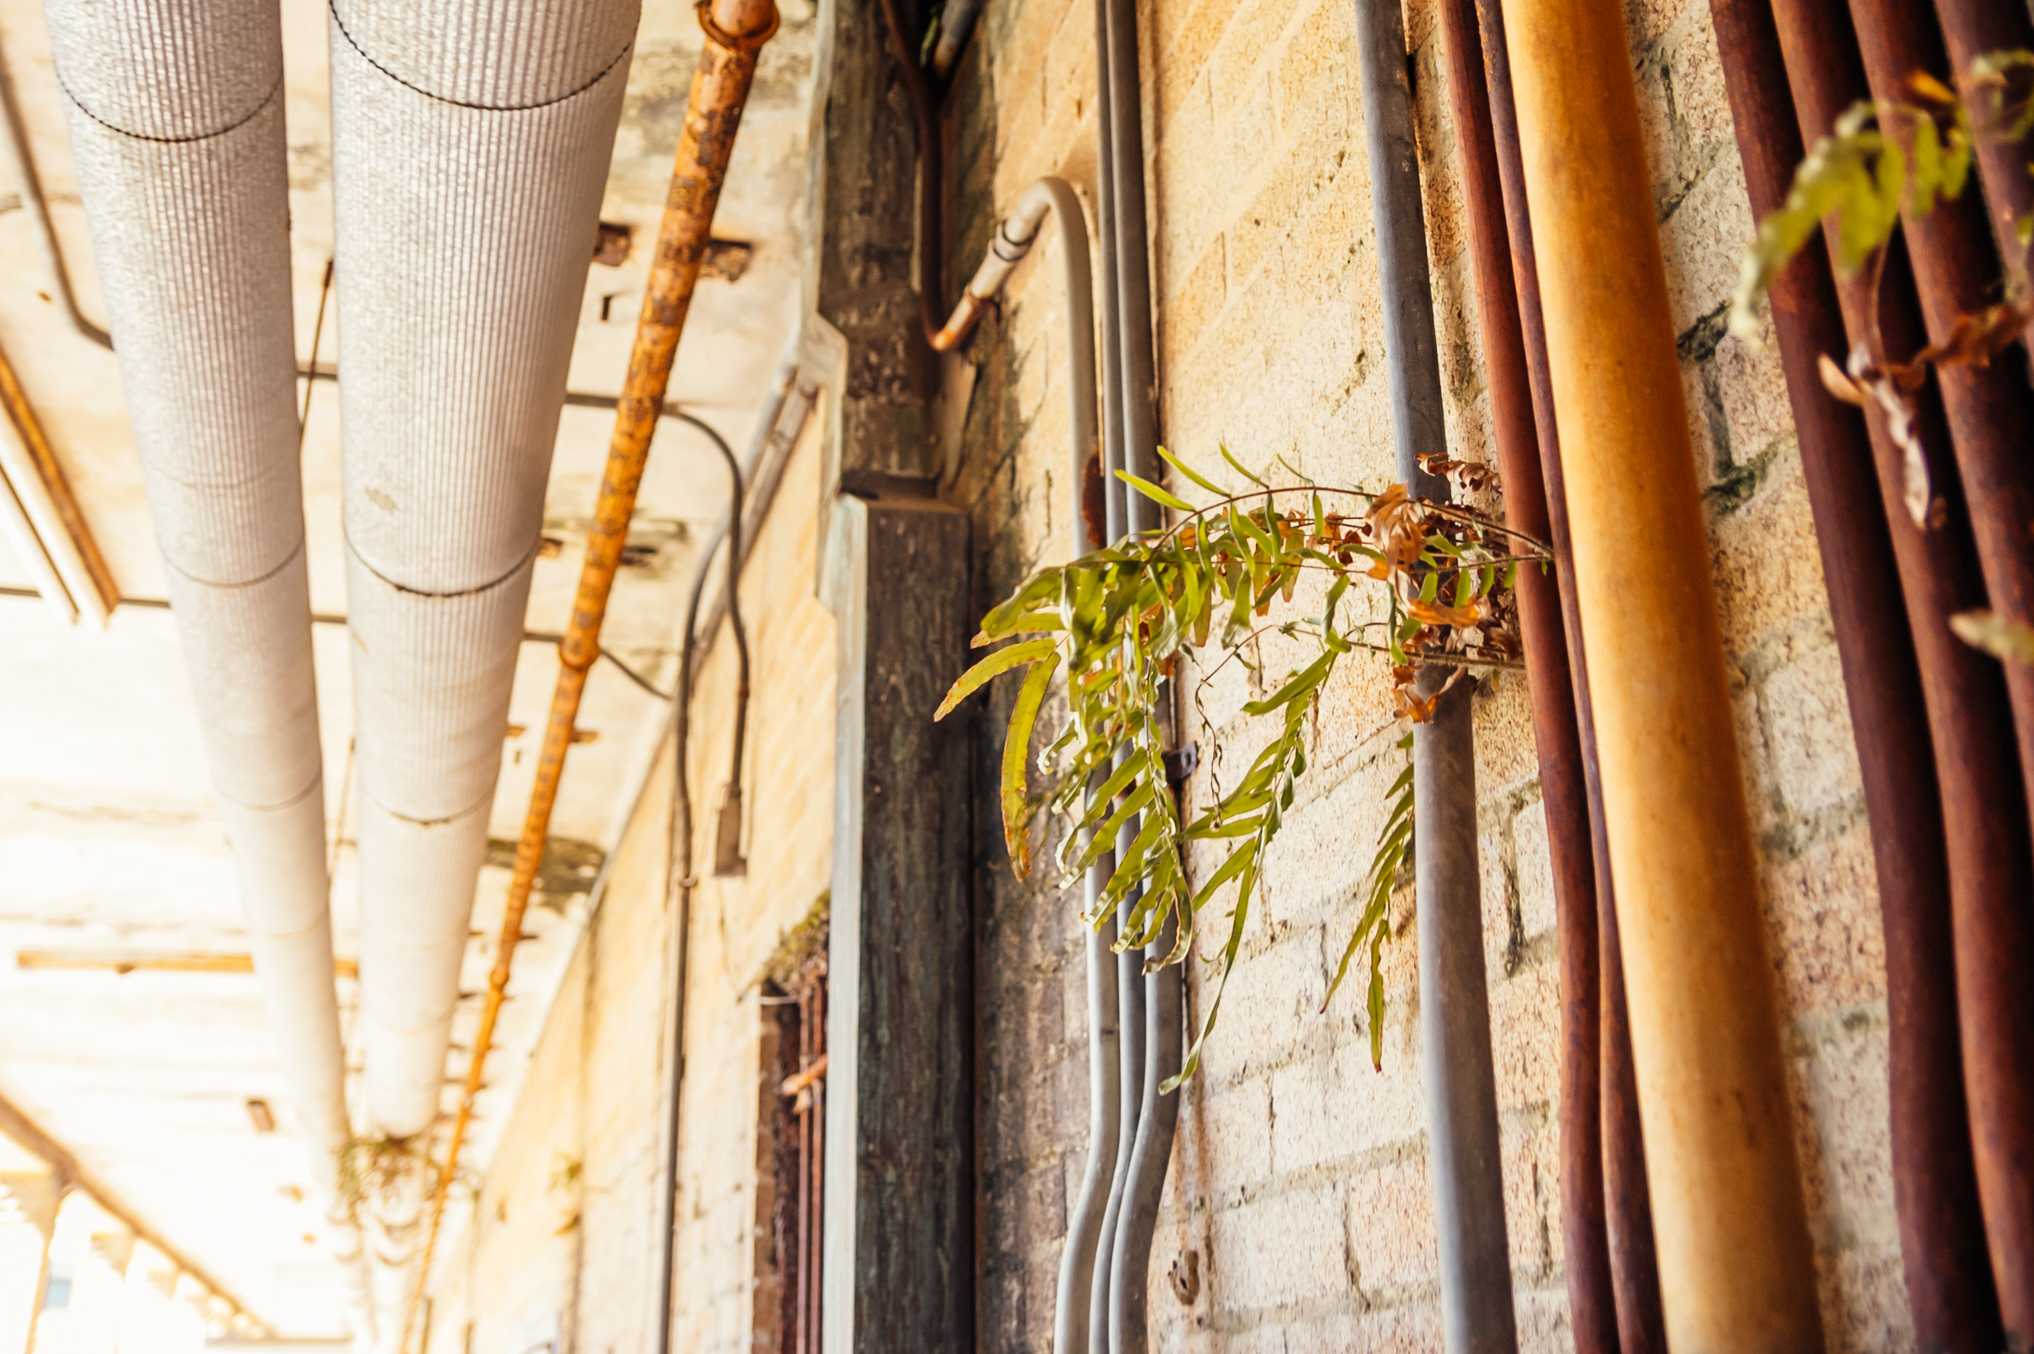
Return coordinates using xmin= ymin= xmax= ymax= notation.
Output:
xmin=417 ymin=413 xmax=838 ymax=1354
xmin=946 ymin=0 xmax=1899 ymax=1349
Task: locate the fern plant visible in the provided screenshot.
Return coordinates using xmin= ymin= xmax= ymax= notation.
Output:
xmin=937 ymin=448 xmax=1543 ymax=1085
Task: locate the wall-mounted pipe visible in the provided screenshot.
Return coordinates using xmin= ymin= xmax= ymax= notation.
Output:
xmin=0 ymin=35 xmax=110 ymax=352
xmin=1714 ymin=3 xmax=2000 ymax=1346
xmin=1504 ymin=1 xmax=1824 ymax=1347
xmin=1770 ymin=4 xmax=2030 ymax=1344
xmin=1841 ymin=6 xmax=2034 ymax=1339
xmin=929 ymin=0 xmax=985 ymax=81
xmin=1093 ymin=2 xmax=1181 ymax=1348
xmin=1931 ymin=0 xmax=2034 ymax=362
xmin=396 ymin=5 xmax=780 ymax=1348
xmin=1086 ymin=25 xmax=1145 ymax=1342
xmin=934 ymin=176 xmax=1114 ymax=1354
xmin=1468 ymin=7 xmax=1666 ymax=1343
xmin=652 ymin=379 xmax=799 ymax=1352
xmin=1433 ymin=5 xmax=1613 ymax=1347
xmin=41 ymin=3 xmax=362 ymax=1339
xmin=1351 ymin=6 xmax=1515 ymax=1350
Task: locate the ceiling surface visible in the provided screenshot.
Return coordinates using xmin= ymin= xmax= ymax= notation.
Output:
xmin=0 ymin=0 xmax=817 ymax=1334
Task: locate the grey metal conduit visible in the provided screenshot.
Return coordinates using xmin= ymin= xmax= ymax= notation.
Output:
xmin=1086 ymin=14 xmax=1145 ymax=1347
xmin=1350 ymin=3 xmax=1515 ymax=1350
xmin=933 ymin=178 xmax=1120 ymax=1354
xmin=0 ymin=37 xmax=111 ymax=352
xmin=928 ymin=0 xmax=985 ymax=80
xmin=653 ymin=359 xmax=810 ymax=1352
xmin=1095 ymin=0 xmax=1182 ymax=1348
xmin=969 ymin=179 xmax=1119 ymax=1354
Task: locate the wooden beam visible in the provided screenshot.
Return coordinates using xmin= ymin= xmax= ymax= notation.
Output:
xmin=14 ymin=949 xmax=359 ymax=980
xmin=0 ymin=1087 xmax=276 ymax=1333
xmin=821 ymin=494 xmax=974 ymax=1350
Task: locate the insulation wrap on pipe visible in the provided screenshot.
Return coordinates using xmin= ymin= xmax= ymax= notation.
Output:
xmin=1350 ymin=2 xmax=1514 ymax=1350
xmin=44 ymin=0 xmax=352 ymax=1249
xmin=1502 ymin=0 xmax=1823 ymax=1347
xmin=329 ymin=0 xmax=639 ymax=1144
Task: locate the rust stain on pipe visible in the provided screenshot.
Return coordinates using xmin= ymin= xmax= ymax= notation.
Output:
xmin=1716 ymin=3 xmax=1999 ymax=1347
xmin=1476 ymin=3 xmax=1666 ymax=1347
xmin=0 ymin=339 xmax=119 ymax=621
xmin=1437 ymin=3 xmax=1616 ymax=1348
xmin=396 ymin=4 xmax=780 ymax=1348
xmin=1777 ymin=2 xmax=2034 ymax=1343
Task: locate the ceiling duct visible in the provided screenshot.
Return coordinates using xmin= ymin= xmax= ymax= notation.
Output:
xmin=41 ymin=0 xmax=366 ymax=1331
xmin=328 ymin=0 xmax=639 ymax=1148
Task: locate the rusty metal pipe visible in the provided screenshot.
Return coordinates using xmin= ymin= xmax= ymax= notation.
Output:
xmin=1776 ymin=3 xmax=2034 ymax=1343
xmin=395 ymin=3 xmax=780 ymax=1347
xmin=1474 ymin=4 xmax=1666 ymax=1347
xmin=1845 ymin=1 xmax=2034 ymax=825
xmin=1931 ymin=0 xmax=2034 ymax=367
xmin=1435 ymin=4 xmax=1615 ymax=1347
xmin=1722 ymin=4 xmax=2002 ymax=1347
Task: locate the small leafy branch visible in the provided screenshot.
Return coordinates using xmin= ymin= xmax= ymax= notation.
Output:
xmin=1732 ymin=48 xmax=2034 ymax=664
xmin=936 ymin=447 xmax=1545 ymax=1085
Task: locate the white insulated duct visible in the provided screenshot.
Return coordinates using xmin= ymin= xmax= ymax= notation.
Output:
xmin=45 ymin=0 xmax=353 ymax=1248
xmin=328 ymin=0 xmax=637 ymax=1142
xmin=44 ymin=0 xmax=370 ymax=1336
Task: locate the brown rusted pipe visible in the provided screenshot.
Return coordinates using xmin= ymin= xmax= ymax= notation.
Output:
xmin=0 ymin=339 xmax=119 ymax=624
xmin=1436 ymin=4 xmax=1616 ymax=1347
xmin=1716 ymin=4 xmax=2000 ymax=1347
xmin=1778 ymin=3 xmax=2034 ymax=1343
xmin=1931 ymin=0 xmax=2034 ymax=365
xmin=1845 ymin=2 xmax=2034 ymax=1339
xmin=1475 ymin=4 xmax=1666 ymax=1347
xmin=395 ymin=3 xmax=780 ymax=1348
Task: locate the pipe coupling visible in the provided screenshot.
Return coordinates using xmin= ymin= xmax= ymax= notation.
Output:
xmin=697 ymin=0 xmax=780 ymax=54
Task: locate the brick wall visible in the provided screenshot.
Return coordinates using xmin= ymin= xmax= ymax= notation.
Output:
xmin=418 ymin=411 xmax=838 ymax=1354
xmin=946 ymin=0 xmax=1898 ymax=1349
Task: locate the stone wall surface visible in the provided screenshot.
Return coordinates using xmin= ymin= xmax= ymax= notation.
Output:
xmin=947 ymin=0 xmax=1895 ymax=1349
xmin=419 ymin=0 xmax=1902 ymax=1349
xmin=419 ymin=414 xmax=838 ymax=1354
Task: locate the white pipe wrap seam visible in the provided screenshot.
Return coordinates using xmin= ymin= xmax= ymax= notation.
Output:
xmin=330 ymin=0 xmax=637 ymax=1154
xmin=45 ymin=0 xmax=351 ymax=1219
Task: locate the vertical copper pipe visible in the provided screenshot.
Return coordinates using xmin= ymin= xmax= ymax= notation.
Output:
xmin=395 ymin=5 xmax=781 ymax=1348
xmin=1504 ymin=0 xmax=1825 ymax=1343
xmin=1840 ymin=4 xmax=2034 ymax=1341
xmin=1436 ymin=4 xmax=1616 ymax=1348
xmin=1475 ymin=4 xmax=1665 ymax=1347
xmin=1715 ymin=5 xmax=1999 ymax=1348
